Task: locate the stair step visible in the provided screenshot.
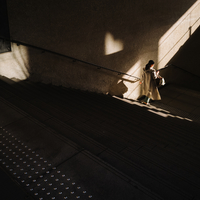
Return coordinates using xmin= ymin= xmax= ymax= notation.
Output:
xmin=1 ymin=79 xmax=200 ymax=168
xmin=1 ymin=112 xmax=160 ymax=200
xmin=1 ymin=78 xmax=200 ymax=162
xmin=1 ymin=77 xmax=200 ymax=199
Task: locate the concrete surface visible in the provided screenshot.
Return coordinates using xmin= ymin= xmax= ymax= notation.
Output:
xmin=1 ymin=77 xmax=200 ymax=199
xmin=1 ymin=1 xmax=200 ymax=100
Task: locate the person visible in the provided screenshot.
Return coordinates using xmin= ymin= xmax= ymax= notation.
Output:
xmin=140 ymin=60 xmax=161 ymax=105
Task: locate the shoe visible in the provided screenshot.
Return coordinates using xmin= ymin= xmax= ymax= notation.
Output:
xmin=142 ymin=101 xmax=150 ymax=106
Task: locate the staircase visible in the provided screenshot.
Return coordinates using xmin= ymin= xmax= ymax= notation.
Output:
xmin=1 ymin=76 xmax=200 ymax=200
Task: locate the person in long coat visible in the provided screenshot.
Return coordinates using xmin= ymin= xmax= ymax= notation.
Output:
xmin=140 ymin=60 xmax=161 ymax=105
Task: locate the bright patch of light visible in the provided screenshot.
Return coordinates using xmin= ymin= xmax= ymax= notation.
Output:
xmin=123 ymin=60 xmax=142 ymax=80
xmin=0 ymin=43 xmax=30 ymax=80
xmin=105 ymin=32 xmax=124 ymax=55
xmin=148 ymin=109 xmax=168 ymax=117
xmin=158 ymin=0 xmax=200 ymax=69
xmin=122 ymin=60 xmax=142 ymax=99
xmin=113 ymin=96 xmax=193 ymax=122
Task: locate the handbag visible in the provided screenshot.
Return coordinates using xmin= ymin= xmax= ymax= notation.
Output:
xmin=156 ymin=76 xmax=165 ymax=87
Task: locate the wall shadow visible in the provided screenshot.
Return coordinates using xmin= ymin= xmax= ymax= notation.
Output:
xmin=159 ymin=25 xmax=200 ymax=91
xmin=0 ymin=0 xmax=11 ymax=53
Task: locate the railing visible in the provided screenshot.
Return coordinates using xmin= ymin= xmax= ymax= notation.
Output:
xmin=159 ymin=63 xmax=200 ymax=78
xmin=2 ymin=37 xmax=199 ymax=82
xmin=0 ymin=37 xmax=140 ymax=81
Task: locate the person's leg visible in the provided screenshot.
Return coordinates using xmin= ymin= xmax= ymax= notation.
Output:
xmin=143 ymin=96 xmax=150 ymax=104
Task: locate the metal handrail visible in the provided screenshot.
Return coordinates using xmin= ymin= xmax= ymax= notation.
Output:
xmin=159 ymin=64 xmax=200 ymax=78
xmin=0 ymin=37 xmax=140 ymax=81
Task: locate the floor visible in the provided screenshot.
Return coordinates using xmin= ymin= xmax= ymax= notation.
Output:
xmin=1 ymin=78 xmax=200 ymax=200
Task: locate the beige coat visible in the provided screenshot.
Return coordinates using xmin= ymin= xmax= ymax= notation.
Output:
xmin=141 ymin=68 xmax=161 ymax=100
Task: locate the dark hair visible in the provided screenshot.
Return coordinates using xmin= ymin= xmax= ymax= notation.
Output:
xmin=145 ymin=60 xmax=154 ymax=70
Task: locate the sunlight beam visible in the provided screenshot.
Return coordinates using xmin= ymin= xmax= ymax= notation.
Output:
xmin=158 ymin=0 xmax=200 ymax=69
xmin=122 ymin=60 xmax=142 ymax=99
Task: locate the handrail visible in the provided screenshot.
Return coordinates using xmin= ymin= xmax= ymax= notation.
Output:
xmin=158 ymin=1 xmax=200 ymax=46
xmin=0 ymin=37 xmax=140 ymax=81
xmin=159 ymin=64 xmax=200 ymax=79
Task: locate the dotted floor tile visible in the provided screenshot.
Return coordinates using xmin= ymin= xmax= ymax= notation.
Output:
xmin=0 ymin=127 xmax=93 ymax=200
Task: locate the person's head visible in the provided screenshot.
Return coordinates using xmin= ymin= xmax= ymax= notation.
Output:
xmin=145 ymin=60 xmax=154 ymax=70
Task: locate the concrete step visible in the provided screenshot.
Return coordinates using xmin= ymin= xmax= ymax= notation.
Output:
xmin=8 ymin=78 xmax=200 ymax=136
xmin=2 ymin=80 xmax=200 ymax=166
xmin=0 ymin=102 xmax=192 ymax=200
xmin=1 ymin=78 xmax=200 ymax=170
xmin=0 ymin=78 xmax=200 ymax=198
xmin=25 ymin=81 xmax=198 ymax=148
xmin=1 ymin=78 xmax=200 ymax=166
xmin=41 ymin=82 xmax=200 ymax=142
xmin=0 ymin=96 xmax=161 ymax=200
xmin=2 ymin=93 xmax=197 ymax=198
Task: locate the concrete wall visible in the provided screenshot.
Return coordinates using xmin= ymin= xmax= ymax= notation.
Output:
xmin=0 ymin=0 xmax=199 ymax=99
xmin=160 ymin=25 xmax=200 ymax=91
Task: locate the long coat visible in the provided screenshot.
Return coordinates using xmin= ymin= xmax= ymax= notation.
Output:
xmin=141 ymin=68 xmax=161 ymax=100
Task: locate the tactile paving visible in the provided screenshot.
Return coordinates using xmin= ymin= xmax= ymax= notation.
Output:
xmin=0 ymin=127 xmax=93 ymax=200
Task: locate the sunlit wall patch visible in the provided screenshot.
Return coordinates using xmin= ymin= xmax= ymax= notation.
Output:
xmin=158 ymin=0 xmax=200 ymax=69
xmin=0 ymin=43 xmax=30 ymax=80
xmin=105 ymin=32 xmax=124 ymax=55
